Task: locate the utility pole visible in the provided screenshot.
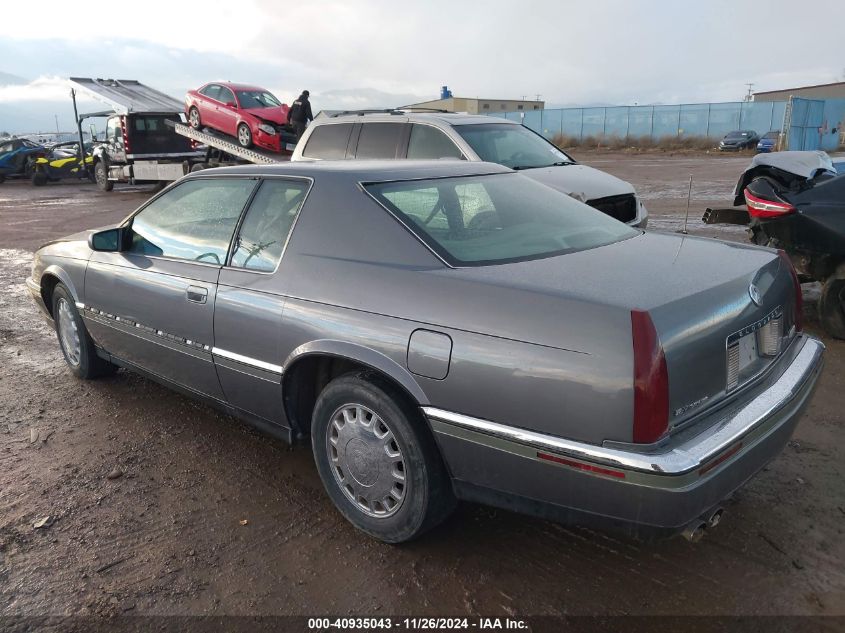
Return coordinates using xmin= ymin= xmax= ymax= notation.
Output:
xmin=535 ymin=94 xmax=541 ymax=101
xmin=744 ymin=83 xmax=755 ymax=102
xmin=54 ymin=115 xmax=60 ymax=136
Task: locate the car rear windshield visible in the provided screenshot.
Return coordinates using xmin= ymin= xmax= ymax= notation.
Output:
xmin=365 ymin=173 xmax=638 ymax=266
xmin=453 ymin=123 xmax=574 ymax=170
xmin=236 ymin=90 xmax=281 ymax=109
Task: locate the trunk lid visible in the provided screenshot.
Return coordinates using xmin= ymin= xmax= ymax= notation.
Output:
xmin=441 ymin=231 xmax=798 ymax=436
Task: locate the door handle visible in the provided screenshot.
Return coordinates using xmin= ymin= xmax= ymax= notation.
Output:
xmin=186 ymin=285 xmax=208 ymax=304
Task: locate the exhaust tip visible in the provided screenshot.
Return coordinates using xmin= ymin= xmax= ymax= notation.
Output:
xmin=682 ymin=522 xmax=707 ymax=543
xmin=707 ymin=508 xmax=724 ymax=529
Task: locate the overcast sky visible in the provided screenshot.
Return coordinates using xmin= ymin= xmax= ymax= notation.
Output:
xmin=1 ymin=0 xmax=842 ymax=132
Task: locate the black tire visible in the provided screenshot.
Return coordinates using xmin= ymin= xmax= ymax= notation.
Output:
xmin=818 ymin=277 xmax=845 ymax=340
xmin=311 ymin=372 xmax=455 ymax=543
xmin=31 ymin=169 xmax=48 ymax=186
xmin=188 ymin=106 xmax=202 ymax=130
xmin=0 ymin=174 xmax=6 ymax=184
xmin=51 ymin=284 xmax=117 ymax=379
xmin=94 ymin=161 xmax=113 ymax=192
xmin=237 ymin=123 xmax=253 ymax=148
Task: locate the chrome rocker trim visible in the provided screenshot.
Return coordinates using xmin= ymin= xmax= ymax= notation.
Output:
xmin=424 ymin=335 xmax=824 ymax=477
xmin=211 ymin=347 xmax=283 ymax=375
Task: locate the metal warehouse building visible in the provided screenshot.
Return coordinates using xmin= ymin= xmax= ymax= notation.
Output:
xmin=754 ymin=81 xmax=845 ymax=102
xmin=402 ymin=95 xmax=545 ymax=114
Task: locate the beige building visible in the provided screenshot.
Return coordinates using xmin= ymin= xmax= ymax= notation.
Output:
xmin=754 ymin=81 xmax=845 ymax=102
xmin=401 ymin=96 xmax=544 ymax=114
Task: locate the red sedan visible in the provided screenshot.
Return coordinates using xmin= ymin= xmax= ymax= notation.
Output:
xmin=185 ymin=82 xmax=295 ymax=153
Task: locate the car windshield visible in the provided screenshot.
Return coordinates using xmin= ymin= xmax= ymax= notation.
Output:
xmin=236 ymin=90 xmax=281 ymax=109
xmin=454 ymin=123 xmax=574 ymax=170
xmin=726 ymin=131 xmax=749 ymax=139
xmin=365 ymin=173 xmax=637 ymax=266
xmin=764 ymin=132 xmax=779 ymax=139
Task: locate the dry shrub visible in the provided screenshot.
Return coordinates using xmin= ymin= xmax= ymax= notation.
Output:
xmin=551 ymin=133 xmax=718 ymax=152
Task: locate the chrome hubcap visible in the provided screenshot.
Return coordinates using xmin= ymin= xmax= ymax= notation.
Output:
xmin=327 ymin=404 xmax=407 ymax=518
xmin=56 ymin=298 xmax=81 ymax=367
xmin=238 ymin=126 xmax=250 ymax=145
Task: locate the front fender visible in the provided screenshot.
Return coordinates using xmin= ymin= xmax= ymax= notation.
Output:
xmin=283 ymin=339 xmax=429 ymax=405
xmin=40 ymin=263 xmax=83 ymax=305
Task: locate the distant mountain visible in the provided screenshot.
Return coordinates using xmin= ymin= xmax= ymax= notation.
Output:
xmin=0 ymin=71 xmax=28 ymax=85
xmin=314 ymin=87 xmax=428 ymax=111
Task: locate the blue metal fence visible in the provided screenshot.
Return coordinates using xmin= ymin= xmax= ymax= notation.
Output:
xmin=490 ymin=101 xmax=788 ymax=141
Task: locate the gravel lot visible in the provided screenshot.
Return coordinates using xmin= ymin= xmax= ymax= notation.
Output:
xmin=0 ymin=154 xmax=843 ymax=620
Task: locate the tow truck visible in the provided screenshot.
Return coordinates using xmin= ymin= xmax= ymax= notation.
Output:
xmin=69 ymin=78 xmax=288 ymax=192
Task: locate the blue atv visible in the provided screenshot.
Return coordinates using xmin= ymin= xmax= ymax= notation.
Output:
xmin=0 ymin=138 xmax=48 ymax=184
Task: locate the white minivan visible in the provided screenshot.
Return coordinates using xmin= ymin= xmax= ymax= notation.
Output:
xmin=290 ymin=111 xmax=648 ymax=227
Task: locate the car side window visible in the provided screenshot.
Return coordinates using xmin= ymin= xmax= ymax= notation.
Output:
xmin=201 ymin=84 xmax=221 ymax=101
xmin=230 ymin=179 xmax=310 ymax=272
xmin=219 ymin=87 xmax=236 ymax=106
xmin=302 ymin=123 xmax=354 ymax=159
xmin=128 ymin=178 xmax=256 ymax=264
xmin=354 ymin=123 xmax=403 ymax=159
xmin=0 ymin=142 xmax=11 ymax=153
xmin=407 ymin=125 xmax=464 ymax=160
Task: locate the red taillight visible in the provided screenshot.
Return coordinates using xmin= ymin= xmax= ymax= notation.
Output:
xmin=631 ymin=310 xmax=669 ymax=444
xmin=744 ymin=188 xmax=796 ymax=218
xmin=778 ymin=250 xmax=803 ymax=332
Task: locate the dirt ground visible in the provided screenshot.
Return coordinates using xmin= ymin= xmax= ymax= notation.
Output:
xmin=0 ymin=155 xmax=843 ymax=621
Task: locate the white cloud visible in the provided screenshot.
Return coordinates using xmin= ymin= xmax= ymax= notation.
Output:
xmin=0 ymin=76 xmax=74 ymax=103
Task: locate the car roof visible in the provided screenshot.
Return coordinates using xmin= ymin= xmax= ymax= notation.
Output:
xmin=321 ymin=112 xmax=517 ymax=127
xmin=208 ymin=82 xmax=268 ymax=92
xmin=188 ymin=159 xmax=513 ymax=182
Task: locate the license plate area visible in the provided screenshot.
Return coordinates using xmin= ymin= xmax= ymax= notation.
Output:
xmin=726 ymin=307 xmax=783 ymax=391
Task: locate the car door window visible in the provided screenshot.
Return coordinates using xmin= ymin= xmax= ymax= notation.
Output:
xmin=128 ymin=178 xmax=256 ymax=264
xmin=230 ymin=179 xmax=310 ymax=272
xmin=302 ymin=123 xmax=354 ymax=159
xmin=200 ymin=84 xmax=221 ymax=101
xmin=355 ymin=123 xmax=403 ymax=159
xmin=219 ymin=87 xmax=236 ymax=107
xmin=407 ymin=125 xmax=464 ymax=160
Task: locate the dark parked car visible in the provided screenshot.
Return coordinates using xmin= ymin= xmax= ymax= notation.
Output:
xmin=756 ymin=131 xmax=780 ymax=153
xmin=735 ymin=152 xmax=845 ymax=338
xmin=0 ymin=137 xmax=47 ymax=183
xmin=27 ymin=161 xmax=824 ymax=543
xmin=719 ymin=130 xmax=759 ymax=151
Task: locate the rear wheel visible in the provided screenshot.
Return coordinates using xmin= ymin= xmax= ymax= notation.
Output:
xmin=188 ymin=107 xmax=202 ymax=130
xmin=52 ymin=284 xmax=117 ymax=379
xmin=818 ymin=277 xmax=845 ymax=340
xmin=311 ymin=373 xmax=455 ymax=543
xmin=94 ymin=161 xmax=113 ymax=192
xmin=237 ymin=123 xmax=253 ymax=148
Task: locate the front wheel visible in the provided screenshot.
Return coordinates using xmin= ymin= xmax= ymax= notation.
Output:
xmin=818 ymin=277 xmax=845 ymax=340
xmin=94 ymin=161 xmax=113 ymax=192
xmin=237 ymin=123 xmax=253 ymax=148
xmin=31 ymin=168 xmax=48 ymax=186
xmin=52 ymin=284 xmax=117 ymax=379
xmin=311 ymin=373 xmax=455 ymax=543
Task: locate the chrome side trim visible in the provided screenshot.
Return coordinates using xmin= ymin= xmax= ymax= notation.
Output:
xmin=211 ymin=347 xmax=283 ymax=375
xmin=75 ymin=302 xmax=85 ymax=310
xmin=424 ymin=335 xmax=824 ymax=476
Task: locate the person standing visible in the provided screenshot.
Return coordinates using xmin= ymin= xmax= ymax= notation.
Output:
xmin=289 ymin=90 xmax=314 ymax=141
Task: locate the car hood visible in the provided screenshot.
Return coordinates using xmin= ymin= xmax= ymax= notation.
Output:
xmin=242 ymin=106 xmax=288 ymax=124
xmin=517 ymin=164 xmax=635 ymax=201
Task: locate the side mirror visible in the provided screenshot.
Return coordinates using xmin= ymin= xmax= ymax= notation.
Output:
xmin=89 ymin=227 xmax=125 ymax=252
xmin=226 ymin=101 xmax=237 ymax=109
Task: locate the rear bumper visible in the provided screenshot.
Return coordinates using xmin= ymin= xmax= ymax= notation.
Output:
xmin=425 ymin=334 xmax=824 ymax=535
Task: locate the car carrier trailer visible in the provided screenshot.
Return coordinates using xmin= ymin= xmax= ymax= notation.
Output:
xmin=69 ymin=78 xmax=290 ymax=190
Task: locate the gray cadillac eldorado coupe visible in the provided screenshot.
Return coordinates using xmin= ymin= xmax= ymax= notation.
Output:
xmin=27 ymin=160 xmax=824 ymax=543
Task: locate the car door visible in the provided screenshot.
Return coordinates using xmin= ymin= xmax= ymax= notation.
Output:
xmin=216 ymin=86 xmax=240 ymax=137
xmin=83 ymin=176 xmax=258 ymax=400
xmin=213 ymin=176 xmax=312 ymax=426
xmin=105 ymin=116 xmax=126 ymax=164
xmin=196 ymin=84 xmax=221 ymax=129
